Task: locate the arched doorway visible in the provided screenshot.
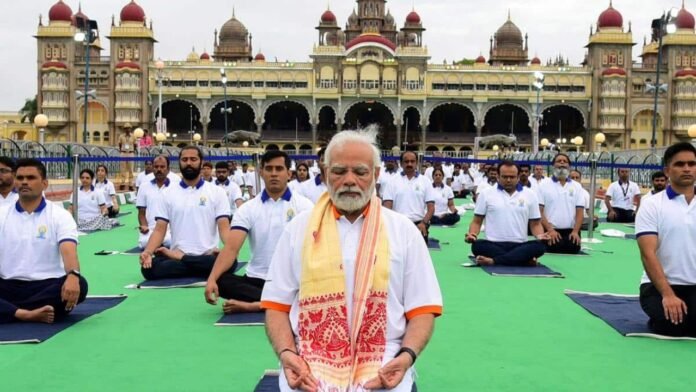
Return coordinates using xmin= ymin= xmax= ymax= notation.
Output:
xmin=482 ymin=104 xmax=531 ymax=144
xmin=540 ymin=105 xmax=586 ymax=146
xmin=78 ymin=101 xmax=108 ymax=144
xmin=402 ymin=107 xmax=421 ymax=150
xmin=209 ymin=100 xmax=256 ymax=142
xmin=282 ymin=144 xmax=296 ymax=151
xmin=265 ymin=144 xmax=279 ymax=151
xmin=263 ymin=101 xmax=311 ymax=141
xmin=632 ymin=109 xmax=663 ymax=148
xmin=344 ymin=101 xmax=396 ymax=148
xmin=157 ymin=100 xmax=202 ymax=138
xmin=317 ymin=106 xmax=337 ymax=144
xmin=427 ymin=103 xmax=476 ymax=145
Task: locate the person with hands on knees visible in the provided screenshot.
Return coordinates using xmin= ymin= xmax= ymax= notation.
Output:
xmin=260 ymin=129 xmax=442 ymax=392
xmin=636 ymin=142 xmax=696 ymax=337
xmin=0 ymin=159 xmax=88 ymax=324
xmin=537 ymin=153 xmax=585 ymax=254
xmin=605 ymin=167 xmax=641 ymax=223
xmin=430 ymin=168 xmax=460 ymax=226
xmin=135 ymin=155 xmax=172 ymax=250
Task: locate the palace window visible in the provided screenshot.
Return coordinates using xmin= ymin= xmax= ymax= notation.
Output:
xmin=476 ymin=84 xmax=486 ymax=91
xmin=319 ymin=79 xmax=335 ymax=89
xmin=343 ymin=80 xmax=357 ymax=89
xmin=267 ymin=81 xmax=279 ymax=88
xmin=360 ymin=80 xmax=379 ymax=89
xmin=382 ymin=80 xmax=396 ymax=90
xmin=432 ymin=83 xmax=445 ymax=90
xmin=253 ymin=81 xmax=264 ymax=88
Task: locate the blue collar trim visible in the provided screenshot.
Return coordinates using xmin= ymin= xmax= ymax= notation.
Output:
xmin=666 ymin=186 xmax=680 ymax=200
xmin=497 ymin=183 xmax=524 ymax=192
xmin=180 ymin=178 xmax=205 ymax=190
xmin=315 ymin=174 xmax=322 ymax=185
xmin=552 ymin=176 xmax=572 ymax=183
xmin=215 ymin=179 xmax=230 ymax=186
xmin=261 ymin=188 xmax=292 ymax=203
xmin=152 ymin=178 xmax=171 ymax=187
xmin=15 ymin=197 xmax=47 ymax=214
xmin=433 ymin=183 xmax=444 ymax=188
xmin=401 ymin=171 xmax=419 ymax=177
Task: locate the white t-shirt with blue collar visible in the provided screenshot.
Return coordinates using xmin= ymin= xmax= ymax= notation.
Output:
xmin=537 ymin=177 xmax=585 ymax=230
xmin=0 ymin=190 xmax=19 ymax=207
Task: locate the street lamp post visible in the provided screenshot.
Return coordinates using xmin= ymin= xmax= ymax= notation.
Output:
xmin=34 ymin=114 xmax=48 ymax=145
xmin=220 ymin=68 xmax=231 ymax=144
xmin=594 ymin=132 xmax=606 ymax=153
xmin=650 ymin=11 xmax=677 ymax=152
xmin=540 ymin=138 xmax=549 ymax=152
xmin=189 ymin=104 xmax=195 ymax=143
xmin=155 ymin=60 xmax=165 ymax=137
xmin=193 ymin=132 xmax=201 ymax=146
xmin=74 ymin=17 xmax=98 ymax=144
xmin=532 ymin=71 xmax=545 ymax=153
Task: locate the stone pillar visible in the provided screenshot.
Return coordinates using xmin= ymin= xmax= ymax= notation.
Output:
xmin=202 ymin=119 xmax=209 ymax=146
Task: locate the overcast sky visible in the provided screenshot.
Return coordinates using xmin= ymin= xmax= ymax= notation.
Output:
xmin=0 ymin=0 xmax=681 ymax=110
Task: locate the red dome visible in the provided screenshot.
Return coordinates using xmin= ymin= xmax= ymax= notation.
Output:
xmin=346 ymin=34 xmax=397 ymax=51
xmin=531 ymin=56 xmax=541 ymax=65
xmin=48 ymin=0 xmax=73 ymax=22
xmin=475 ymin=55 xmax=486 ymax=63
xmin=115 ymin=61 xmax=141 ymax=70
xmin=676 ymin=7 xmax=695 ymax=30
xmin=42 ymin=61 xmax=68 ymax=69
xmin=200 ymin=52 xmax=211 ymax=60
xmin=254 ymin=52 xmax=266 ymax=61
xmin=602 ymin=67 xmax=626 ymax=76
xmin=120 ymin=1 xmax=146 ymax=23
xmin=406 ymin=11 xmax=421 ymax=24
xmin=321 ymin=9 xmax=336 ymax=23
xmin=675 ymin=68 xmax=696 ymax=78
xmin=597 ymin=3 xmax=623 ymax=28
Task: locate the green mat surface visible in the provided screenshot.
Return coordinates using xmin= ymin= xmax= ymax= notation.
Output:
xmin=1 ymin=203 xmax=694 ymax=391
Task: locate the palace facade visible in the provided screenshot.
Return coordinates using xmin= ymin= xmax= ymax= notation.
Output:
xmin=34 ymin=0 xmax=696 ymax=152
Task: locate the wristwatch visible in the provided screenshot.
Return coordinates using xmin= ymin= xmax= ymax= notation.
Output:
xmin=68 ymin=269 xmax=81 ymax=277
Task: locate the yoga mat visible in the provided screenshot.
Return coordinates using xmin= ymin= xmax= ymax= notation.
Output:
xmin=253 ymin=371 xmax=418 ymax=392
xmin=565 ymin=290 xmax=696 ymax=341
xmin=464 ymin=256 xmax=563 ymax=278
xmin=215 ymin=311 xmax=265 ymax=326
xmin=0 ymin=295 xmax=127 ymax=345
xmin=427 ymin=238 xmax=441 ymax=250
xmin=116 ymin=211 xmax=133 ymax=218
xmin=625 ymin=234 xmax=637 ymax=240
xmin=94 ymin=246 xmax=141 ymax=256
xmin=547 ymin=250 xmax=590 ymax=256
xmin=125 ymin=262 xmax=247 ymax=289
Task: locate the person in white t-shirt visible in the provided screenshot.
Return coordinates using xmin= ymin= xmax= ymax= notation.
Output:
xmin=94 ymin=164 xmax=120 ymax=218
xmin=466 ymin=161 xmax=548 ymax=266
xmin=202 ymin=161 xmax=214 ymax=183
xmin=532 ymin=165 xmax=546 ymax=185
xmin=205 ymin=151 xmax=314 ymax=314
xmin=140 ymin=146 xmax=231 ymax=281
xmin=69 ymin=169 xmax=114 ymax=232
xmin=136 ymin=155 xmax=172 ymax=249
xmin=0 ymin=156 xmax=19 ymax=207
xmin=605 ymin=168 xmax=642 ymax=223
xmin=442 ymin=161 xmax=455 ymax=184
xmin=287 ymin=162 xmax=311 ymax=194
xmin=637 ymin=171 xmax=668 ymax=214
xmin=298 ymin=148 xmax=328 ymax=203
xmin=376 ymin=159 xmax=399 ymax=197
xmin=239 ymin=163 xmax=257 ymax=198
xmin=260 ymin=129 xmax=442 ymax=391
xmin=569 ymin=170 xmax=598 ymax=231
xmin=214 ymin=161 xmax=243 ymax=215
xmin=473 ymin=165 xmax=498 ymax=202
xmin=430 ymin=168 xmax=460 ymax=226
xmin=134 ymin=160 xmax=153 ymax=192
xmin=0 ymin=158 xmax=87 ymax=324
xmin=636 ymin=142 xmax=696 ymax=337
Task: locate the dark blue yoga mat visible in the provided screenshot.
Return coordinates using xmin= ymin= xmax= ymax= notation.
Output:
xmin=0 ymin=296 xmax=127 ymax=344
xmin=215 ymin=311 xmax=265 ymax=326
xmin=127 ymin=262 xmax=247 ymax=289
xmin=253 ymin=373 xmax=418 ymax=392
xmin=565 ymin=290 xmax=696 ymax=340
xmin=427 ymin=238 xmax=441 ymax=250
xmin=465 ymin=256 xmax=563 ymax=278
xmin=116 ymin=211 xmax=133 ymax=218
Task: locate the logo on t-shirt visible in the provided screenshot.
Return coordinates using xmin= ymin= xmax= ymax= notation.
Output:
xmin=199 ymin=196 xmax=207 ymax=206
xmin=37 ymin=225 xmax=48 ymax=240
xmin=286 ymin=208 xmax=295 ymax=222
xmin=518 ymin=198 xmax=526 ymax=208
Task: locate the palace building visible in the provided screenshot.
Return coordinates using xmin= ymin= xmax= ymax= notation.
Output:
xmin=33 ymin=0 xmax=696 ymax=152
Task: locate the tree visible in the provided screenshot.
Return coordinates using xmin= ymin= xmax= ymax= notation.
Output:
xmin=454 ymin=58 xmax=476 ymax=65
xmin=19 ymin=96 xmax=37 ymax=123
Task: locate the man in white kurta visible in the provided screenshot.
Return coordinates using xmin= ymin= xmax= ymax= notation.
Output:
xmin=261 ymin=130 xmax=442 ymax=392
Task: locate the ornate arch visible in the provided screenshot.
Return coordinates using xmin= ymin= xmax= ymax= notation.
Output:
xmin=154 ymin=97 xmax=204 ymax=119
xmin=261 ymin=98 xmax=313 ymax=122
xmin=401 ymin=105 xmax=423 ymax=120
xmin=340 ymin=100 xmax=398 ymax=126
xmin=482 ymin=102 xmax=533 ymax=127
xmin=208 ymin=97 xmax=258 ymax=122
xmin=317 ymin=104 xmax=339 ymax=125
xmin=541 ymin=102 xmax=589 ymax=128
xmin=425 ymin=101 xmax=478 ymax=126
xmin=630 ymin=105 xmax=664 ymax=122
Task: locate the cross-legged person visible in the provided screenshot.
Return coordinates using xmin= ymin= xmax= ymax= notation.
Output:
xmin=430 ymin=168 xmax=460 ymax=226
xmin=538 ymin=153 xmax=585 ymax=254
xmin=136 ymin=155 xmax=172 ymax=250
xmin=637 ymin=142 xmax=696 ymax=337
xmin=0 ymin=156 xmax=18 ymax=207
xmin=260 ymin=129 xmax=442 ymax=392
xmin=466 ymin=160 xmax=547 ymax=266
xmin=69 ymin=169 xmax=115 ymax=232
xmin=94 ymin=164 xmax=120 ymax=218
xmin=139 ymin=146 xmax=231 ymax=280
xmin=605 ymin=167 xmax=641 ymax=223
xmin=205 ymin=151 xmax=313 ymax=314
xmin=382 ymin=150 xmax=436 ymax=242
xmin=134 ymin=159 xmax=153 ymax=193
xmin=0 ymin=159 xmax=88 ymax=324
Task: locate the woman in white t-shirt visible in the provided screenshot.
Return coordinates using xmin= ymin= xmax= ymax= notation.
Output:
xmin=430 ymin=168 xmax=461 ymax=226
xmin=94 ymin=164 xmax=120 ymax=218
xmin=70 ymin=169 xmax=115 ymax=232
xmin=288 ymin=162 xmax=311 ymax=194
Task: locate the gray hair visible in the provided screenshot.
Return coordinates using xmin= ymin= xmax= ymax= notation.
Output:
xmin=323 ymin=126 xmax=381 ymax=169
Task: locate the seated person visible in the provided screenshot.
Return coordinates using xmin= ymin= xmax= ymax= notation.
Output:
xmin=94 ymin=164 xmax=120 ymax=218
xmin=213 ymin=161 xmax=244 ymax=216
xmin=0 ymin=156 xmax=19 ymax=207
xmin=636 ymin=171 xmax=668 ymax=214
xmin=136 ymin=155 xmax=172 ymax=249
xmin=636 ymin=142 xmax=696 ymax=337
xmin=473 ymin=165 xmax=498 ymax=203
xmin=466 ymin=161 xmax=548 ymax=266
xmin=0 ymin=158 xmax=88 ymax=324
xmin=569 ymin=170 xmax=598 ymax=231
xmin=605 ymin=168 xmax=641 ymax=223
xmin=140 ymin=146 xmax=231 ymax=280
xmin=430 ymin=168 xmax=460 ymax=226
xmin=538 ymin=154 xmax=585 ymax=254
xmin=205 ymin=151 xmax=313 ymax=314
xmin=69 ymin=169 xmax=115 ymax=232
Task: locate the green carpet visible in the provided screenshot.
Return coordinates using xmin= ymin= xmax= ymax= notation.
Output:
xmin=1 ymin=204 xmax=694 ymax=391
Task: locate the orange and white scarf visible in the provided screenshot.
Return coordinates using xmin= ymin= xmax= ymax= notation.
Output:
xmin=298 ymin=192 xmax=390 ymax=391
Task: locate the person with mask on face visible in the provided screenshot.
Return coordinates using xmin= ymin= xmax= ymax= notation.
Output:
xmin=638 ymin=171 xmax=668 ymax=212
xmin=466 ymin=161 xmax=548 ymax=266
xmin=376 ymin=159 xmax=399 ymax=198
xmin=288 ymin=162 xmax=311 ymax=194
xmin=202 ymin=161 xmax=214 ymax=182
xmin=260 ymin=129 xmax=442 ymax=392
xmin=383 ymin=150 xmax=436 ymax=242
xmin=139 ymin=146 xmax=231 ymax=281
xmin=136 ymin=155 xmax=172 ymax=250
xmin=0 ymin=156 xmax=18 ymax=207
xmin=135 ymin=160 xmax=153 ymax=193
xmin=605 ymin=167 xmax=641 ymax=223
xmin=298 ymin=148 xmax=328 ymax=203
xmin=204 ymin=151 xmax=313 ymax=314
xmin=94 ymin=165 xmax=119 ymax=218
xmin=214 ymin=162 xmax=243 ymax=216
xmin=537 ymin=153 xmax=585 ymax=254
